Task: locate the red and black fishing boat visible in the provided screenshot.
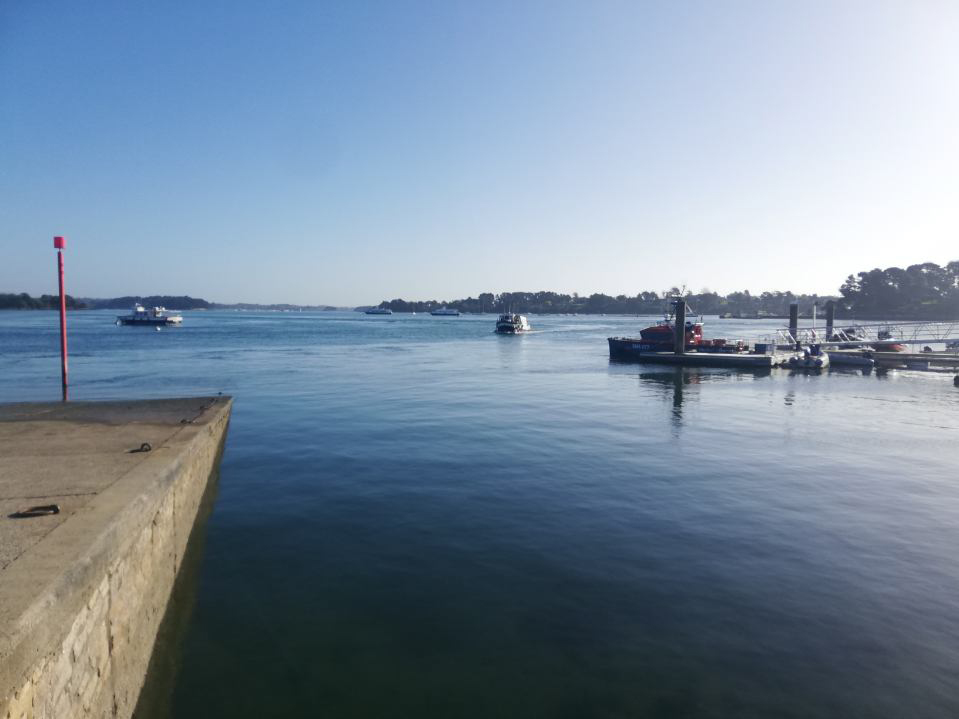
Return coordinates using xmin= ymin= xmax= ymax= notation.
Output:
xmin=608 ymin=304 xmax=747 ymax=359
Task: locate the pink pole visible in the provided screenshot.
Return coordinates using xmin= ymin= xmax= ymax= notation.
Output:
xmin=54 ymin=236 xmax=68 ymax=401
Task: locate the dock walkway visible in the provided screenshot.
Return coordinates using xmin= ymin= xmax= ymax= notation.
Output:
xmin=612 ymin=350 xmax=778 ymax=369
xmin=0 ymin=397 xmax=232 ymax=719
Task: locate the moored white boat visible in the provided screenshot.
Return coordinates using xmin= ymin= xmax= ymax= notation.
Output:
xmin=431 ymin=307 xmax=460 ymax=316
xmin=116 ymin=305 xmax=183 ymax=326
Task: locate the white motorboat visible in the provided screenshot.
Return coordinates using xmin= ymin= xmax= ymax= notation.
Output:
xmin=365 ymin=307 xmax=393 ymax=315
xmin=495 ymin=313 xmax=531 ymax=334
xmin=116 ymin=305 xmax=183 ymax=326
xmin=430 ymin=307 xmax=460 ymax=316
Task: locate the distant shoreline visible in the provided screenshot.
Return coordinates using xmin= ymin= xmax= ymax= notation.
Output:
xmin=0 ymin=293 xmax=342 ymax=312
xmin=3 ymin=307 xmax=950 ymax=323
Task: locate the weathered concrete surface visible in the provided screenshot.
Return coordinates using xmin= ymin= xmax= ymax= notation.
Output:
xmin=0 ymin=397 xmax=232 ymax=719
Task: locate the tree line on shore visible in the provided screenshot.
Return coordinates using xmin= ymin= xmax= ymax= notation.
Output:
xmin=377 ymin=261 xmax=959 ymax=318
xmin=0 ymin=293 xmax=85 ymax=310
xmin=840 ymin=262 xmax=959 ymax=319
xmin=83 ymin=295 xmax=212 ymax=310
xmin=4 ymin=261 xmax=956 ymax=318
xmin=377 ymin=290 xmax=834 ymax=317
xmin=0 ymin=295 xmax=213 ymax=310
xmin=0 ymin=293 xmax=343 ymax=311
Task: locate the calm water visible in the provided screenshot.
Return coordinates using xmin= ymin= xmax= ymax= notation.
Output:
xmin=2 ymin=310 xmax=959 ymax=718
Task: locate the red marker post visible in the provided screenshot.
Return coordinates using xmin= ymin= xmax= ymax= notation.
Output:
xmin=54 ymin=236 xmax=68 ymax=401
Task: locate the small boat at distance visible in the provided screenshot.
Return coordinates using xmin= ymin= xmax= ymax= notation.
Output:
xmin=365 ymin=307 xmax=393 ymax=315
xmin=430 ymin=307 xmax=460 ymax=316
xmin=116 ymin=305 xmax=183 ymax=326
xmin=495 ymin=313 xmax=531 ymax=334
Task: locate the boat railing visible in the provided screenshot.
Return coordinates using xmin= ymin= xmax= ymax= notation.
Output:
xmin=762 ymin=319 xmax=959 ymax=349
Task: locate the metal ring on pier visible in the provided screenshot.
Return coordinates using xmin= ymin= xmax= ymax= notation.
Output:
xmin=10 ymin=504 xmax=61 ymax=519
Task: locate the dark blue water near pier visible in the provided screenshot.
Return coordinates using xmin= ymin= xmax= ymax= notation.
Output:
xmin=2 ymin=310 xmax=959 ymax=717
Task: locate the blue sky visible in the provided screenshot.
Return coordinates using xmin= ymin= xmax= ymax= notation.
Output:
xmin=1 ymin=1 xmax=957 ymax=305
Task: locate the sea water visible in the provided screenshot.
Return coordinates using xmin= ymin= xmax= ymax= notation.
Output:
xmin=1 ymin=310 xmax=958 ymax=718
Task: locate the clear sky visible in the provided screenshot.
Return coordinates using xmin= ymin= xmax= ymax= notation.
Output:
xmin=1 ymin=1 xmax=957 ymax=305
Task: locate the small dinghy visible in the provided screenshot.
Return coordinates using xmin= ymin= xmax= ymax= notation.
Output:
xmin=788 ymin=345 xmax=829 ymax=369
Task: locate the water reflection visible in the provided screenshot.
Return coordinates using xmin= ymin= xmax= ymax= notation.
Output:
xmin=628 ymin=366 xmax=773 ymax=432
xmin=493 ymin=329 xmax=529 ymax=368
xmin=637 ymin=368 xmax=701 ymax=432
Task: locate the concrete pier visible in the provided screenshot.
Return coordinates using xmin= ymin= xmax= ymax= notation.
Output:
xmin=0 ymin=397 xmax=232 ymax=719
xmin=828 ymin=350 xmax=959 ymax=369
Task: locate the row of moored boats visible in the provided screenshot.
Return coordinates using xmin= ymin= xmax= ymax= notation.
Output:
xmin=606 ymin=306 xmax=943 ymax=369
xmin=365 ymin=307 xmax=460 ymax=316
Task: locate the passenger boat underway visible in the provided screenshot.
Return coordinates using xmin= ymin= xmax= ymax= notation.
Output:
xmin=495 ymin=313 xmax=531 ymax=334
xmin=365 ymin=307 xmax=393 ymax=315
xmin=430 ymin=307 xmax=460 ymax=316
xmin=116 ymin=305 xmax=183 ymax=326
